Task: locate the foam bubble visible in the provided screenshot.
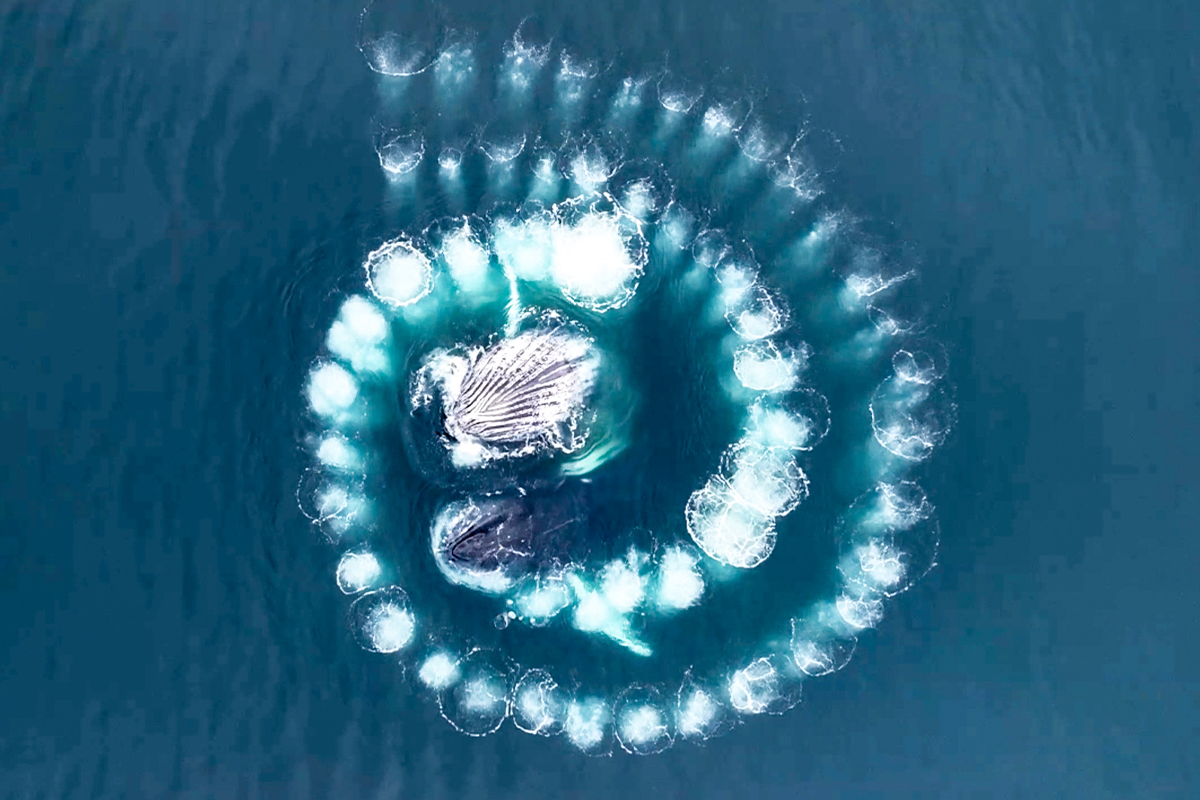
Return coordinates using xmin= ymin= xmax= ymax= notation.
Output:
xmin=568 ymin=148 xmax=615 ymax=192
xmin=326 ymin=295 xmax=391 ymax=375
xmin=686 ymin=477 xmax=777 ymax=568
xmin=676 ymin=675 xmax=733 ymax=740
xmin=733 ymin=340 xmax=805 ymax=393
xmin=565 ymin=696 xmax=611 ymax=754
xmin=513 ymin=575 xmax=573 ymax=625
xmin=726 ymin=284 xmax=786 ymax=340
xmin=736 ymin=120 xmax=792 ymax=163
xmin=654 ymin=546 xmax=705 ymax=611
xmin=549 ymin=212 xmax=644 ymax=311
xmin=480 ymin=134 xmax=526 ymax=164
xmin=336 ymin=551 xmax=382 ymax=594
xmin=513 ymin=670 xmax=567 ymax=736
xmin=350 ymin=588 xmax=416 ymax=654
xmin=493 ymin=217 xmax=554 ymax=281
xmin=676 ymin=687 xmax=718 ymax=737
xmin=440 ymin=222 xmax=493 ymax=293
xmin=315 ymin=435 xmax=361 ymax=471
xmin=434 ymin=40 xmax=476 ymax=94
xmin=870 ymin=377 xmax=955 ymax=461
xmin=702 ymin=103 xmax=743 ymax=137
xmin=657 ymin=74 xmax=703 ymax=114
xmin=438 ymin=147 xmax=464 ymax=171
xmin=439 ymin=651 xmax=510 ymax=736
xmin=307 ymin=363 xmax=359 ymax=419
xmin=615 ymin=689 xmax=673 ymax=754
xmin=790 ymin=611 xmax=856 ymax=677
xmin=376 ymin=131 xmax=425 ymax=175
xmin=838 ymin=482 xmax=938 ymax=597
xmin=745 ymin=392 xmax=831 ymax=451
xmin=365 ymin=239 xmax=434 ymax=307
xmin=501 ymin=28 xmax=550 ymax=92
xmin=600 ymin=551 xmax=648 ymax=613
xmin=835 ymin=590 xmax=885 ymax=629
xmin=418 ymin=651 xmax=461 ymax=690
xmin=728 ymin=656 xmax=801 ymax=715
xmin=724 ymin=440 xmax=809 ymax=517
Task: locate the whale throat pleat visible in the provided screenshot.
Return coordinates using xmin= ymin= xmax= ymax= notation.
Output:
xmin=450 ymin=329 xmax=597 ymax=445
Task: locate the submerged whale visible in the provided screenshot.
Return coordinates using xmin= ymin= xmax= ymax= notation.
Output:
xmin=431 ymin=488 xmax=591 ymax=593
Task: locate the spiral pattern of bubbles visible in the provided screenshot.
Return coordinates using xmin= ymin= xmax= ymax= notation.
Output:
xmin=298 ymin=3 xmax=956 ymax=754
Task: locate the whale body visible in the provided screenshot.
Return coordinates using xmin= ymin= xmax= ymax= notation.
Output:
xmin=431 ymin=489 xmax=590 ymax=593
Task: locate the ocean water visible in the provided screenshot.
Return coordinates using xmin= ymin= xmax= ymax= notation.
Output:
xmin=2 ymin=0 xmax=1197 ymax=797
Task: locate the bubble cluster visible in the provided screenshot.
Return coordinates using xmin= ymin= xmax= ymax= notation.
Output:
xmin=297 ymin=8 xmax=956 ymax=754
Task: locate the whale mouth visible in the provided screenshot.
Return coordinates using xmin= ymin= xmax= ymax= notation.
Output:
xmin=432 ymin=491 xmax=589 ymax=593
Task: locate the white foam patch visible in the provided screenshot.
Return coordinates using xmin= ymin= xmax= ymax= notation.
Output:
xmin=569 ymin=150 xmax=612 ymax=192
xmin=365 ymin=239 xmax=433 ymax=307
xmin=599 ymin=551 xmax=647 ymax=614
xmin=513 ymin=670 xmax=566 ymax=736
xmin=733 ymin=340 xmax=802 ymax=393
xmin=568 ymin=576 xmax=652 ymax=656
xmin=336 ymin=551 xmax=381 ymax=594
xmin=746 ymin=403 xmax=817 ymax=451
xmin=725 ymin=441 xmax=808 ymax=517
xmin=728 ymin=657 xmax=796 ymax=715
xmin=571 ymin=587 xmax=612 ymax=633
xmin=791 ymin=636 xmax=855 ymax=678
xmin=726 ymin=284 xmax=785 ymax=340
xmin=492 ymin=218 xmax=553 ymax=281
xmin=549 ymin=212 xmax=643 ymax=311
xmin=617 ymin=704 xmax=670 ymax=753
xmin=461 ymin=676 xmax=506 ymax=713
xmin=844 ymin=269 xmax=913 ymax=300
xmin=686 ymin=477 xmax=777 ymax=568
xmin=326 ymin=296 xmax=390 ymax=374
xmin=441 ymin=223 xmax=493 ymax=293
xmin=851 ymin=540 xmax=906 ymax=590
xmin=362 ymin=603 xmax=415 ymax=653
xmin=655 ymin=547 xmax=705 ymax=611
xmin=316 ymin=435 xmax=361 ymax=471
xmin=870 ymin=375 xmax=954 ymax=462
xmin=418 ymin=652 xmax=461 ymax=690
xmin=438 ymin=147 xmax=463 ymax=171
xmin=836 ymin=592 xmax=885 ymax=629
xmin=376 ymin=132 xmax=424 ymax=175
xmin=677 ymin=688 xmax=718 ymax=737
xmin=565 ymin=697 xmax=610 ymax=752
xmin=307 ymin=363 xmax=358 ymax=419
xmin=702 ymin=104 xmax=741 ymax=137
xmin=513 ymin=577 xmax=572 ymax=624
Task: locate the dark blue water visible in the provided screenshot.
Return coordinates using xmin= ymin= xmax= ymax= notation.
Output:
xmin=2 ymin=0 xmax=1196 ymax=796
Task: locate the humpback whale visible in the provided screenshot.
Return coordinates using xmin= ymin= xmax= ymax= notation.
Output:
xmin=431 ymin=489 xmax=591 ymax=593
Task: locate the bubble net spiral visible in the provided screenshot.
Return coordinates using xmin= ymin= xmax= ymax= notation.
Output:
xmin=297 ymin=6 xmax=955 ymax=754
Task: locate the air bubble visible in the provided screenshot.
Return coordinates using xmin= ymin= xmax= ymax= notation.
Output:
xmin=438 ymin=651 xmax=511 ymax=736
xmin=336 ymin=551 xmax=382 ymax=594
xmin=565 ymin=696 xmax=612 ymax=755
xmin=350 ymin=587 xmax=416 ymax=654
xmin=513 ymin=669 xmax=567 ymax=736
xmin=365 ymin=238 xmax=434 ymax=307
xmin=686 ymin=477 xmax=777 ymax=569
xmin=728 ymin=655 xmax=801 ymax=715
xmin=615 ymin=687 xmax=673 ymax=754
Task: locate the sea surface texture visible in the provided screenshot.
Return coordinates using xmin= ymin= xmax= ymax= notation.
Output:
xmin=1 ymin=0 xmax=1196 ymax=798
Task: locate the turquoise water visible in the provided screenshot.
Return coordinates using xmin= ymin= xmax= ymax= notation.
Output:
xmin=2 ymin=0 xmax=1196 ymax=795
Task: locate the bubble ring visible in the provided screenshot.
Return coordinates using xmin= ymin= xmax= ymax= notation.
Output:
xmin=298 ymin=17 xmax=955 ymax=753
